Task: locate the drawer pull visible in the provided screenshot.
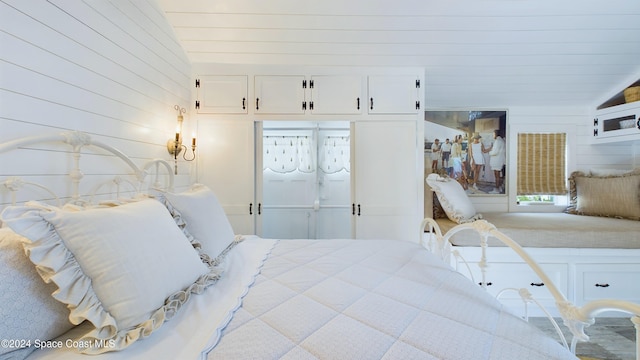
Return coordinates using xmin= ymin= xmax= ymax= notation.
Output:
xmin=530 ymin=282 xmax=545 ymax=287
xmin=478 ymin=282 xmax=493 ymax=286
xmin=595 ymin=283 xmax=610 ymax=288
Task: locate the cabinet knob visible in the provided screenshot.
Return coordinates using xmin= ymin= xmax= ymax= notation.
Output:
xmin=530 ymin=282 xmax=544 ymax=287
xmin=478 ymin=282 xmax=492 ymax=286
xmin=595 ymin=283 xmax=610 ymax=288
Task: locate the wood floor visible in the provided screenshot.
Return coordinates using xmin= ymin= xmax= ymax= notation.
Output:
xmin=529 ymin=317 xmax=637 ymax=360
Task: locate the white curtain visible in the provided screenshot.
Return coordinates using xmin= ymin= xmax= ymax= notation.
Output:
xmin=319 ymin=135 xmax=350 ymax=174
xmin=263 ymin=136 xmax=315 ymax=173
xmin=263 ymin=135 xmax=350 ymax=174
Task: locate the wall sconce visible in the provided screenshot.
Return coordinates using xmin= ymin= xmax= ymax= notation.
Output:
xmin=167 ymin=105 xmax=196 ymax=174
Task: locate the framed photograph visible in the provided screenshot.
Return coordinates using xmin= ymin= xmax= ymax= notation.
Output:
xmin=425 ymin=110 xmax=507 ymax=196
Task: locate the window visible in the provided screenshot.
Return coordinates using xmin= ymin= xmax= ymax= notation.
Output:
xmin=516 ymin=133 xmax=567 ymax=205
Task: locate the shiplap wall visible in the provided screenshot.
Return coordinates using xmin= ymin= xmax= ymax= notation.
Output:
xmin=0 ymin=0 xmax=192 ymax=210
xmin=470 ymin=105 xmax=639 ymax=213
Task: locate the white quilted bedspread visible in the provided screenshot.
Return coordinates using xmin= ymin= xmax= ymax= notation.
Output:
xmin=207 ymin=239 xmax=577 ymax=360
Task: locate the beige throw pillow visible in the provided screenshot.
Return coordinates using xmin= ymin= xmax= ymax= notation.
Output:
xmin=567 ymin=169 xmax=640 ymax=220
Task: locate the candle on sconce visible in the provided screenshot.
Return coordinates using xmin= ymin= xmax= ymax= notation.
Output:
xmin=175 ymin=132 xmax=180 ymax=142
xmin=192 ymin=135 xmax=197 ymax=147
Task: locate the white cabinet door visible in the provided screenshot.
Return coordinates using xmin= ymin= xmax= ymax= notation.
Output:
xmin=351 ymin=121 xmax=420 ymax=242
xmin=195 ymin=75 xmax=248 ymax=114
xmin=196 ymin=119 xmax=255 ymax=235
xmin=310 ymin=75 xmax=363 ymax=114
xmin=254 ymin=75 xmax=306 ymax=114
xmin=591 ymin=103 xmax=640 ymax=143
xmin=368 ymin=75 xmax=421 ymax=114
xmin=576 ymin=263 xmax=640 ymax=305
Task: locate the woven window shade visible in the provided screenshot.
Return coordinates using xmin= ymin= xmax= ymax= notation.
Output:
xmin=517 ymin=133 xmax=567 ymax=195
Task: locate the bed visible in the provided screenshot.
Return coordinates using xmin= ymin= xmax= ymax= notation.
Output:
xmin=1 ymin=131 xmax=638 ymax=360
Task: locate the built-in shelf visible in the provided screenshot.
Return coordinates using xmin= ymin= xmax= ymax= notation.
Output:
xmin=592 ymin=102 xmax=640 ymax=143
xmin=597 ymin=79 xmax=640 ymax=110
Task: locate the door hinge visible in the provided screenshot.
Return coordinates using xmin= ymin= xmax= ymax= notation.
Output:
xmin=415 ymin=101 xmax=420 ymax=110
xmin=416 ymin=79 xmax=420 ymax=88
xmin=309 ymin=101 xmax=314 ymax=110
xmin=309 ymin=79 xmax=314 ymax=88
xmin=195 ymin=79 xmax=200 ymax=88
xmin=302 ymin=101 xmax=307 ymax=110
xmin=195 ymin=100 xmax=200 ymax=109
xmin=302 ymin=80 xmax=307 ymax=88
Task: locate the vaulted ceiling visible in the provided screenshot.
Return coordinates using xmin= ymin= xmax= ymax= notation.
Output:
xmin=157 ymin=0 xmax=640 ymax=108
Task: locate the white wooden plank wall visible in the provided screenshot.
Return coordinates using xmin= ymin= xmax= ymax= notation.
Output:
xmin=471 ymin=106 xmax=639 ymax=213
xmin=0 ymin=0 xmax=193 ymax=210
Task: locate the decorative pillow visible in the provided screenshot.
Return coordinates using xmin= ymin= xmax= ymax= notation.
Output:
xmin=589 ymin=168 xmax=636 ymax=177
xmin=0 ymin=199 xmax=222 ymax=354
xmin=0 ymin=227 xmax=74 ymax=360
xmin=432 ymin=194 xmax=447 ymax=219
xmin=426 ymin=173 xmax=482 ymax=224
xmin=157 ymin=184 xmax=236 ymax=259
xmin=565 ymin=169 xmax=640 ymax=220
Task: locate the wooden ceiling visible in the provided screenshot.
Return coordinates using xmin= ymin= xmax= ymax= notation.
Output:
xmin=157 ymin=0 xmax=640 ymax=108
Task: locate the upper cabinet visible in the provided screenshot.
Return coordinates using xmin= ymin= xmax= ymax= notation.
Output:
xmin=310 ymin=75 xmax=363 ymax=115
xmin=195 ymin=75 xmax=248 ymax=114
xmin=254 ymin=75 xmax=307 ymax=114
xmin=592 ymin=103 xmax=640 ymax=143
xmin=367 ymin=75 xmax=421 ymax=114
xmin=254 ymin=75 xmax=364 ymax=115
xmin=194 ymin=71 xmax=424 ymax=117
xmin=592 ymin=80 xmax=640 ymax=143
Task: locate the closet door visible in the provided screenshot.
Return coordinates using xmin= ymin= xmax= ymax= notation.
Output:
xmin=351 ymin=121 xmax=420 ymax=242
xmin=196 ymin=119 xmax=255 ymax=235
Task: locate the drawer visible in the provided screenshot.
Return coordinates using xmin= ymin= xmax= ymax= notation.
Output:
xmin=460 ymin=262 xmax=569 ymax=302
xmin=576 ymin=264 xmax=640 ymax=304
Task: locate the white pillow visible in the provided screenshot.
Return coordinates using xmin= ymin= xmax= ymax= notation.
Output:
xmin=0 ymin=227 xmax=73 ymax=360
xmin=0 ymin=199 xmax=220 ymax=354
xmin=160 ymin=184 xmax=236 ymax=259
xmin=426 ymin=173 xmax=482 ymax=224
